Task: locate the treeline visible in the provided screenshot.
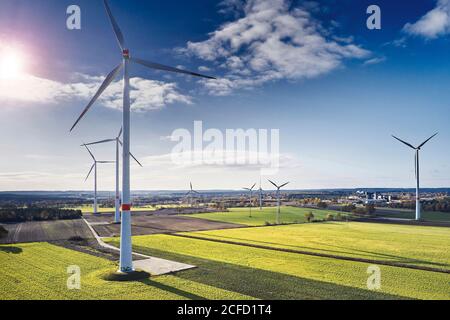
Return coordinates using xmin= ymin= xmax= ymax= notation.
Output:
xmin=0 ymin=208 xmax=82 ymax=223
xmin=340 ymin=204 xmax=376 ymax=216
xmin=389 ymin=198 xmax=450 ymax=213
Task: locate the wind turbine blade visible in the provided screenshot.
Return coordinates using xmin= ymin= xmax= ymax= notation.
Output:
xmin=251 ymin=183 xmax=256 ymax=190
xmin=70 ymin=63 xmax=123 ymax=132
xmin=85 ymin=164 xmax=95 ymax=182
xmin=117 ymin=140 xmax=142 ymax=167
xmin=193 ymin=190 xmax=200 ymax=195
xmin=392 ymin=135 xmax=416 ymax=150
xmin=243 ymin=188 xmax=251 ymax=191
xmin=103 ymin=0 xmax=125 ymax=51
xmin=418 ymin=132 xmax=438 ymax=149
xmin=83 ymin=145 xmax=96 ymax=161
xmin=279 ymin=182 xmax=290 ymax=189
xmin=267 ymin=179 xmax=278 ymax=189
xmin=190 ymin=182 xmax=193 ymax=191
xmin=130 ymin=152 xmax=143 ymax=167
xmin=97 ymin=161 xmax=115 ymax=164
xmin=82 ymin=139 xmax=116 ymax=146
xmin=131 ymin=57 xmax=216 ymax=80
xmin=117 ymin=127 xmax=123 ymax=139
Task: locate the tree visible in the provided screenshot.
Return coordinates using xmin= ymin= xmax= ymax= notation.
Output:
xmin=317 ymin=202 xmax=328 ymax=209
xmin=304 ymin=211 xmax=314 ymax=223
xmin=326 ymin=214 xmax=335 ymax=221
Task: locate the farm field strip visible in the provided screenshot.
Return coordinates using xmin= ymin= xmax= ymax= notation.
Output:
xmin=0 ymin=219 xmax=93 ymax=244
xmin=171 ymin=233 xmax=450 ymax=274
xmin=106 ymin=231 xmax=450 ymax=300
xmin=189 ymin=207 xmax=343 ymax=226
xmin=0 ymin=242 xmax=251 ymax=300
xmin=176 ymin=222 xmax=450 ymax=272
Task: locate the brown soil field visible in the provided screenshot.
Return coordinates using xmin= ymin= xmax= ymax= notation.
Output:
xmin=0 ymin=219 xmax=93 ymax=244
xmin=85 ymin=213 xmax=244 ymax=237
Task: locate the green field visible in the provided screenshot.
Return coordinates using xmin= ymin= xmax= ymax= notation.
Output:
xmin=105 ymin=223 xmax=450 ymax=300
xmin=189 ymin=206 xmax=343 ymax=226
xmin=176 ymin=222 xmax=450 ymax=271
xmin=375 ymin=207 xmax=450 ymax=222
xmin=2 ymin=222 xmax=449 ymax=300
xmin=0 ymin=242 xmax=250 ymax=300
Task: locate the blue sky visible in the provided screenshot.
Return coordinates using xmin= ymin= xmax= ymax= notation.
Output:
xmin=0 ymin=0 xmax=449 ymax=191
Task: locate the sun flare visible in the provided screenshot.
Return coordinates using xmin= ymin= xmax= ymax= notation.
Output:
xmin=0 ymin=48 xmax=25 ymax=79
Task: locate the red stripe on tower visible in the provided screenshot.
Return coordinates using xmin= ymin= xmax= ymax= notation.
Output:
xmin=122 ymin=204 xmax=132 ymax=211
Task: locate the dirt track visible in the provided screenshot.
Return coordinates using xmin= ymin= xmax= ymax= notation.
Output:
xmin=0 ymin=219 xmax=93 ymax=244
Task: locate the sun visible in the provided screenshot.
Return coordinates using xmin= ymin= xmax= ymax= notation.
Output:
xmin=0 ymin=48 xmax=25 ymax=79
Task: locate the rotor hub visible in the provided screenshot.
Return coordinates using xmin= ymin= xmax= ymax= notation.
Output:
xmin=122 ymin=49 xmax=130 ymax=59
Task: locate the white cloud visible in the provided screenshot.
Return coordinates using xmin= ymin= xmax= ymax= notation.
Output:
xmin=403 ymin=0 xmax=450 ymax=39
xmin=181 ymin=0 xmax=370 ymax=95
xmin=0 ymin=72 xmax=192 ymax=111
xmin=363 ymin=57 xmax=386 ymax=66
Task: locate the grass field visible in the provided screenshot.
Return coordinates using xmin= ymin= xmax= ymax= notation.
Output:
xmin=189 ymin=206 xmax=342 ymax=226
xmin=2 ymin=222 xmax=449 ymax=300
xmin=374 ymin=207 xmax=450 ymax=222
xmin=0 ymin=242 xmax=250 ymax=300
xmin=176 ymin=222 xmax=450 ymax=271
xmin=105 ymin=223 xmax=450 ymax=300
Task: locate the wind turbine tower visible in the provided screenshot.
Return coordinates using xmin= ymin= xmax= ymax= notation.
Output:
xmin=243 ymin=183 xmax=256 ymax=218
xmin=392 ymin=133 xmax=438 ymax=221
xmin=70 ymin=0 xmax=215 ymax=272
xmin=83 ymin=128 xmax=142 ymax=223
xmin=82 ymin=145 xmax=114 ymax=215
xmin=268 ymin=180 xmax=289 ymax=224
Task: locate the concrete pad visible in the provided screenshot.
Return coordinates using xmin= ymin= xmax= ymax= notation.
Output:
xmin=134 ymin=258 xmax=195 ymax=276
xmin=82 ymin=218 xmax=196 ymax=276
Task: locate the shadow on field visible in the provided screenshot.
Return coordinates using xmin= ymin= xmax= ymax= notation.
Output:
xmin=139 ymin=279 xmax=207 ymax=300
xmin=131 ymin=245 xmax=410 ymax=300
xmin=0 ymin=246 xmax=23 ymax=254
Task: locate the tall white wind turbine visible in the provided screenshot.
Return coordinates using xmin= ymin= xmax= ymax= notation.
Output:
xmin=243 ymin=183 xmax=256 ymax=218
xmin=70 ymin=0 xmax=215 ymax=273
xmin=83 ymin=128 xmax=143 ymax=224
xmin=184 ymin=182 xmax=200 ymax=207
xmin=268 ymin=180 xmax=289 ymax=224
xmin=83 ymin=145 xmax=115 ymax=215
xmin=392 ymin=133 xmax=438 ymax=221
xmin=258 ymin=177 xmax=264 ymax=210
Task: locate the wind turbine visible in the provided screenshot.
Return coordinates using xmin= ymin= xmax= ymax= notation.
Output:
xmin=83 ymin=128 xmax=143 ymax=224
xmin=69 ymin=0 xmax=215 ymax=273
xmin=184 ymin=182 xmax=200 ymax=207
xmin=258 ymin=177 xmax=264 ymax=210
xmin=83 ymin=145 xmax=115 ymax=215
xmin=243 ymin=183 xmax=256 ymax=217
xmin=268 ymin=180 xmax=289 ymax=224
xmin=392 ymin=133 xmax=438 ymax=221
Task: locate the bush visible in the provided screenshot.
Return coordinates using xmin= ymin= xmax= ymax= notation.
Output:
xmin=0 ymin=225 xmax=8 ymax=239
xmin=326 ymin=214 xmax=335 ymax=221
xmin=336 ymin=213 xmax=343 ymax=221
xmin=341 ymin=204 xmax=356 ymax=212
xmin=304 ymin=212 xmax=314 ymax=223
